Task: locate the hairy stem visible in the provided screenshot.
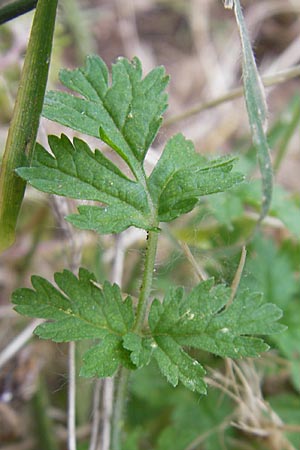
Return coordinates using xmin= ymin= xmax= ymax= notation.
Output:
xmin=134 ymin=230 xmax=159 ymax=332
xmin=111 ymin=367 xmax=130 ymax=450
xmin=110 ymin=230 xmax=159 ymax=449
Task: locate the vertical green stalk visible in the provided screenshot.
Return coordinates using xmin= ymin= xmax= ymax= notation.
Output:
xmin=111 ymin=367 xmax=130 ymax=450
xmin=111 ymin=230 xmax=159 ymax=449
xmin=134 ymin=230 xmax=159 ymax=332
xmin=0 ymin=0 xmax=58 ymax=252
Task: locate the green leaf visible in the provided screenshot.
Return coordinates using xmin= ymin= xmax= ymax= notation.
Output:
xmin=16 ymin=134 xmax=153 ymax=234
xmin=148 ymin=134 xmax=244 ymax=222
xmin=43 ymin=55 xmax=169 ymax=173
xmin=233 ymin=0 xmax=273 ymax=219
xmin=233 ymin=181 xmax=300 ymax=239
xmin=157 ymin=390 xmax=233 ymax=450
xmin=12 ymin=268 xmax=134 ymax=340
xmin=273 ymin=303 xmax=300 ymax=392
xmin=16 ymin=132 xmax=243 ymax=234
xmin=269 ymin=394 xmax=300 ymax=448
xmin=147 ymin=279 xmax=285 ymax=390
xmin=270 ymin=187 xmax=300 ymax=239
xmin=123 ymin=333 xmax=153 ymax=368
xmin=241 ymin=236 xmax=297 ymax=309
xmin=12 ymin=268 xmax=135 ymax=376
xmin=152 ymin=335 xmax=207 ymax=394
xmin=17 ymin=57 xmax=244 ymax=235
xmin=80 ymin=334 xmax=134 ymax=378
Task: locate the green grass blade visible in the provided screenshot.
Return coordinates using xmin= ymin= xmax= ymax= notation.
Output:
xmin=233 ymin=0 xmax=273 ymax=220
xmin=0 ymin=0 xmax=58 ymax=252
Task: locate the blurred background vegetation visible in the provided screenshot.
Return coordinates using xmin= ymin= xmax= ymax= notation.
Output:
xmin=0 ymin=1 xmax=300 ymax=449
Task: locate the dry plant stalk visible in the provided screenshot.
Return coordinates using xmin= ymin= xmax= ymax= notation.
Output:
xmin=206 ymin=360 xmax=297 ymax=450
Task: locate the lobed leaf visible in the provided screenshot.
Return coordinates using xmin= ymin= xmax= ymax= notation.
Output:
xmin=12 ymin=268 xmax=134 ymax=342
xmin=12 ymin=268 xmax=137 ymax=377
xmin=146 ymin=279 xmax=285 ymax=390
xmin=152 ymin=336 xmax=207 ymax=394
xmin=16 ymin=134 xmax=153 ymax=234
xmin=12 ymin=269 xmax=285 ymax=387
xmin=123 ymin=333 xmax=153 ymax=368
xmin=148 ymin=134 xmax=244 ymax=222
xmin=43 ymin=55 xmax=169 ymax=173
xmin=80 ymin=334 xmax=134 ymax=378
xmin=17 ymin=132 xmax=243 ymax=234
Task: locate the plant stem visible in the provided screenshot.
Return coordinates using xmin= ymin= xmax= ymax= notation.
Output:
xmin=68 ymin=342 xmax=77 ymax=450
xmin=99 ymin=377 xmax=114 ymax=450
xmin=111 ymin=230 xmax=159 ymax=449
xmin=110 ymin=367 xmax=130 ymax=450
xmin=0 ymin=318 xmax=44 ymax=369
xmin=88 ymin=380 xmax=102 ymax=450
xmin=164 ymin=64 xmax=300 ymax=127
xmin=134 ymin=230 xmax=159 ymax=332
xmin=0 ymin=0 xmax=58 ymax=252
xmin=0 ymin=0 xmax=37 ymax=24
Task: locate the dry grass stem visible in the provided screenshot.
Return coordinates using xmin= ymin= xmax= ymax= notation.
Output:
xmin=180 ymin=241 xmax=208 ymax=282
xmin=0 ymin=319 xmax=44 ymax=370
xmin=227 ymin=245 xmax=247 ymax=307
xmin=165 ymin=64 xmax=300 ymax=127
xmin=206 ymin=361 xmax=298 ymax=450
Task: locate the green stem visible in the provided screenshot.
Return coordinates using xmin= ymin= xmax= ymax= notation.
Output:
xmin=111 ymin=229 xmax=159 ymax=449
xmin=111 ymin=367 xmax=130 ymax=450
xmin=0 ymin=0 xmax=58 ymax=252
xmin=0 ymin=0 xmax=37 ymax=24
xmin=134 ymin=230 xmax=159 ymax=332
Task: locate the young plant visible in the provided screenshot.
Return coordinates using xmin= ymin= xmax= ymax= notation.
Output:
xmin=12 ymin=55 xmax=285 ymax=446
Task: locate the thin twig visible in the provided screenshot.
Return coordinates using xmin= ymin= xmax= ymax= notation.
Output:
xmin=184 ymin=418 xmax=231 ymax=450
xmin=227 ymin=245 xmax=247 ymax=307
xmin=180 ymin=241 xmax=208 ymax=281
xmin=68 ymin=342 xmax=77 ymax=450
xmin=0 ymin=318 xmax=44 ymax=370
xmin=164 ymin=65 xmax=300 ymax=127
xmin=96 ymin=233 xmax=126 ymax=450
xmin=52 ymin=196 xmax=83 ymax=450
xmin=110 ymin=368 xmax=130 ymax=450
xmin=111 ymin=234 xmax=125 ymax=286
xmin=0 ymin=439 xmax=37 ymax=450
xmin=98 ymin=378 xmax=114 ymax=450
xmin=0 ymin=305 xmax=17 ymax=319
xmin=88 ymin=380 xmax=102 ymax=450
